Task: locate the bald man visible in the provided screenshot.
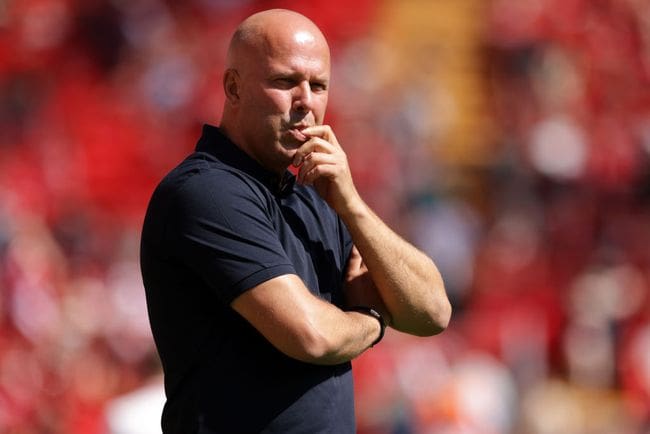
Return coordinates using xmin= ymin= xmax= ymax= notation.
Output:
xmin=141 ymin=9 xmax=451 ymax=434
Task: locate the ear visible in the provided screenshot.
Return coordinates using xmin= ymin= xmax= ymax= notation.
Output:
xmin=223 ymin=68 xmax=240 ymax=103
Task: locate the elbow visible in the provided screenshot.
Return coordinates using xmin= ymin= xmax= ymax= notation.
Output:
xmin=427 ymin=281 xmax=453 ymax=335
xmin=394 ymin=299 xmax=452 ymax=337
xmin=407 ymin=287 xmax=453 ymax=337
xmin=431 ymin=274 xmax=453 ymax=334
xmin=413 ymin=303 xmax=452 ymax=337
xmin=430 ymin=297 xmax=452 ymax=335
xmin=418 ymin=266 xmax=452 ymax=336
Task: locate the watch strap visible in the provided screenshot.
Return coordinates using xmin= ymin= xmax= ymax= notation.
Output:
xmin=349 ymin=306 xmax=386 ymax=347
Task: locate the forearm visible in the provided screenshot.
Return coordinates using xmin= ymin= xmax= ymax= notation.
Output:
xmin=291 ymin=125 xmax=451 ymax=335
xmin=304 ymin=304 xmax=382 ymax=365
xmin=232 ymin=274 xmax=382 ymax=365
xmin=340 ymin=198 xmax=451 ymax=336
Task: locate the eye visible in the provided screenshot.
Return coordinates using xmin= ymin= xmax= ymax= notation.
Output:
xmin=310 ymin=82 xmax=327 ymax=92
xmin=272 ymin=78 xmax=296 ymax=89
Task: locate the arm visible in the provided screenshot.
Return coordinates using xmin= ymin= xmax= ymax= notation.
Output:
xmin=294 ymin=126 xmax=452 ymax=336
xmin=231 ymin=274 xmax=382 ymax=365
xmin=174 ymin=170 xmax=382 ymax=365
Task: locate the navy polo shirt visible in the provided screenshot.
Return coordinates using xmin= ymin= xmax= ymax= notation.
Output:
xmin=140 ymin=124 xmax=355 ymax=434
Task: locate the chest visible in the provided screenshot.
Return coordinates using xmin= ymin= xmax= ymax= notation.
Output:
xmin=270 ymin=192 xmax=346 ymax=305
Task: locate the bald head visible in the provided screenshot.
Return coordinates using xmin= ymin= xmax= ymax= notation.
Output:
xmin=220 ymin=9 xmax=331 ymax=174
xmin=226 ymin=9 xmax=330 ymax=70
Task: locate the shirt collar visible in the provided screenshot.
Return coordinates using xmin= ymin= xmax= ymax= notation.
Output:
xmin=195 ymin=124 xmax=295 ymax=196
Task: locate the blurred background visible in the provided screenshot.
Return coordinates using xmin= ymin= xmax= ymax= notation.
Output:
xmin=1 ymin=0 xmax=649 ymax=432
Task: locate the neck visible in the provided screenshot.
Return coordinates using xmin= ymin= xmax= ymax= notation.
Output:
xmin=218 ymin=118 xmax=287 ymax=176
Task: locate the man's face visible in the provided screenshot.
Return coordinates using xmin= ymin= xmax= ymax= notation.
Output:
xmin=237 ymin=30 xmax=330 ymax=173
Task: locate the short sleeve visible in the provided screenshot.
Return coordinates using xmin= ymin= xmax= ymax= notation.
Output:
xmin=170 ymin=169 xmax=295 ymax=305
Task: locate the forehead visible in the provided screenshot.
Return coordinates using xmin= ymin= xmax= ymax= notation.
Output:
xmin=261 ymin=27 xmax=330 ymax=76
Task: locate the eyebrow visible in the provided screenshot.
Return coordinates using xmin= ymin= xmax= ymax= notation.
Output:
xmin=269 ymin=71 xmax=329 ymax=83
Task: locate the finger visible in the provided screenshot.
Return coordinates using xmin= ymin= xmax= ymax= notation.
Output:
xmin=301 ymin=125 xmax=340 ymax=148
xmin=300 ymin=125 xmax=332 ymax=138
xmin=292 ymin=137 xmax=336 ymax=167
xmin=346 ymin=246 xmax=366 ymax=276
xmin=301 ymin=162 xmax=338 ymax=186
xmin=297 ymin=152 xmax=337 ymax=184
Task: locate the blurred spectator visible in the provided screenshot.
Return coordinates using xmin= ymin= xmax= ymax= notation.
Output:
xmin=1 ymin=0 xmax=649 ymax=432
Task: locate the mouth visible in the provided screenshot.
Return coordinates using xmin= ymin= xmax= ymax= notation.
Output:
xmin=286 ymin=124 xmax=309 ymax=143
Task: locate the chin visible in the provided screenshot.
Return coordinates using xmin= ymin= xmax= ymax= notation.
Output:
xmin=267 ymin=143 xmax=294 ymax=170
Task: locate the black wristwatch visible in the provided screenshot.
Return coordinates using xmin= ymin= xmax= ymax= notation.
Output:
xmin=349 ymin=306 xmax=386 ymax=347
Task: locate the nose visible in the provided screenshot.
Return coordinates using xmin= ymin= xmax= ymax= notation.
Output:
xmin=292 ymin=81 xmax=313 ymax=113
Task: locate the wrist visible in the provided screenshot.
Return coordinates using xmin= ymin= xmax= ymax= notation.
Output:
xmin=337 ymin=195 xmax=368 ymax=222
xmin=348 ymin=306 xmax=386 ymax=347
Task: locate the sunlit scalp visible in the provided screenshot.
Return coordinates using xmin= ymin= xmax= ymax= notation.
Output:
xmin=294 ymin=30 xmax=315 ymax=45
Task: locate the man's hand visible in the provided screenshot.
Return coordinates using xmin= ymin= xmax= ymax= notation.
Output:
xmin=292 ymin=125 xmax=362 ymax=216
xmin=292 ymin=126 xmax=451 ymax=336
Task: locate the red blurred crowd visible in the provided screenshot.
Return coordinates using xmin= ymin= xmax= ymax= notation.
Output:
xmin=0 ymin=0 xmax=649 ymax=433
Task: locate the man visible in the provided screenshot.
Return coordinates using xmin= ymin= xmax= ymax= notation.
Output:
xmin=140 ymin=8 xmax=451 ymax=434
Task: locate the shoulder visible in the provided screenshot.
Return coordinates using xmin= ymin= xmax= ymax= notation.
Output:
xmin=157 ymin=153 xmax=268 ymax=207
xmin=144 ymin=153 xmax=274 ymax=235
